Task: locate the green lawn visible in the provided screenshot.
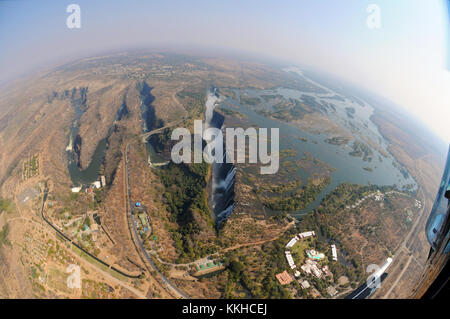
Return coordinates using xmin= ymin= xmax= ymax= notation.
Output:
xmin=289 ymin=238 xmax=311 ymax=265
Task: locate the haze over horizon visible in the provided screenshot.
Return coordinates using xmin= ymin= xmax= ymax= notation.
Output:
xmin=1 ymin=0 xmax=449 ymax=142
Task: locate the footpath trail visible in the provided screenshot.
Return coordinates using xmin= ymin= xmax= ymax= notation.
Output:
xmin=153 ymin=220 xmax=296 ymax=268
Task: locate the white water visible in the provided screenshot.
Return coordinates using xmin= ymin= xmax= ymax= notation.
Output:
xmin=66 ymin=135 xmax=73 ymax=151
xmin=204 ymin=87 xmax=235 ymax=225
xmin=204 ymin=89 xmax=219 ymax=131
xmin=218 ymin=166 xmax=235 ymax=192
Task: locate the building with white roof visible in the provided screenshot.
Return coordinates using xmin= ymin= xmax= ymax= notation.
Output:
xmin=285 ymin=251 xmax=296 ymax=269
xmin=286 ymin=237 xmax=298 ymax=248
xmin=300 ymin=280 xmax=310 ymax=289
xmin=331 ymin=244 xmax=338 ymax=261
xmin=71 ymin=186 xmax=82 ymax=193
xmin=301 ymin=259 xmax=323 ymax=278
xmin=298 ymin=231 xmax=315 ymax=239
xmin=100 ymin=175 xmax=106 ymax=187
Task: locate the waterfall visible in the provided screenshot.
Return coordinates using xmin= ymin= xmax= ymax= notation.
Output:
xmin=218 ymin=166 xmax=235 ymax=192
xmin=204 ymin=86 xmax=219 ymax=131
xmin=204 ymin=87 xmax=236 ymax=227
xmin=66 ymin=134 xmax=73 ymax=151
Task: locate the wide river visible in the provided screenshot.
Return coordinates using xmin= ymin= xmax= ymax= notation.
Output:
xmin=217 ymin=68 xmax=417 ymax=217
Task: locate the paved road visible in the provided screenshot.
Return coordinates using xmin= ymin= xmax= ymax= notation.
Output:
xmin=378 ymin=187 xmax=428 ymax=298
xmin=383 ymin=254 xmax=413 ymax=298
xmin=345 ymin=189 xmax=426 ymax=299
xmin=124 ymin=143 xmax=188 ymax=298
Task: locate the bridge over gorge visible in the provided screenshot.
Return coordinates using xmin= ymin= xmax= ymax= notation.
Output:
xmin=141 ymin=119 xmax=184 ymax=142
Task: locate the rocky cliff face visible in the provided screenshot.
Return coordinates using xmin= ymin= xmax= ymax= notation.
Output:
xmin=203 ymin=90 xmax=236 ymax=227
xmin=72 ymin=134 xmax=82 ymax=168
xmin=76 ymin=82 xmax=134 ymax=169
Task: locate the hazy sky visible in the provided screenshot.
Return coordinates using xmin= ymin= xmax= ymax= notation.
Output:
xmin=1 ymin=0 xmax=449 ymax=141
